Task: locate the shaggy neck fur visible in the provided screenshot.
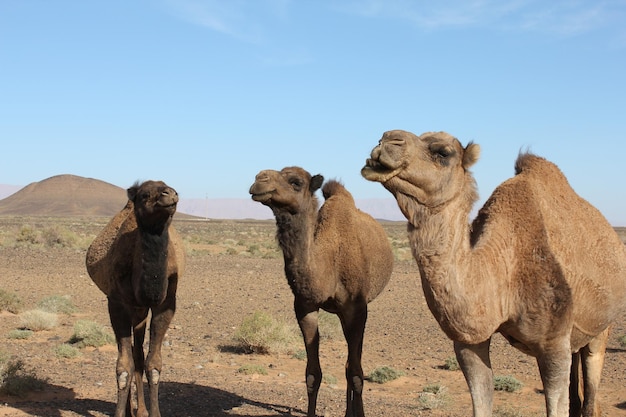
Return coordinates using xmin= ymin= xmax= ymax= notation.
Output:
xmin=273 ymin=201 xmax=318 ymax=295
xmin=399 ymin=174 xmax=509 ymax=344
xmin=133 ymin=218 xmax=171 ymax=307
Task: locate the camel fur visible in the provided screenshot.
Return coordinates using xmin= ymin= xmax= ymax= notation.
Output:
xmin=249 ymin=167 xmax=394 ymax=417
xmin=86 ymin=180 xmax=185 ymax=417
xmin=361 ymin=130 xmax=626 ymax=417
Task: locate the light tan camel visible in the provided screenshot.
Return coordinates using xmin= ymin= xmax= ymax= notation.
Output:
xmin=249 ymin=167 xmax=394 ymax=417
xmin=361 ymin=130 xmax=626 ymax=417
xmin=86 ymin=180 xmax=185 ymax=417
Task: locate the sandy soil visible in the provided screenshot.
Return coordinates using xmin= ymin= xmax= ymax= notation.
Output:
xmin=1 ymin=218 xmax=626 ymax=417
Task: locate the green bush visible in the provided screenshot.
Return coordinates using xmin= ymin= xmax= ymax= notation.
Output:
xmin=318 ymin=310 xmax=342 ymax=340
xmin=237 ymin=364 xmax=268 ymax=375
xmin=618 ymin=334 xmax=626 ymax=348
xmin=494 ymin=375 xmax=523 ymax=392
xmin=69 ymin=320 xmax=115 ymax=348
xmin=7 ymin=330 xmax=33 ymax=340
xmin=37 ymin=295 xmax=77 ymax=315
xmin=322 ymin=374 xmax=338 ymax=385
xmin=53 ymin=344 xmax=81 ymax=359
xmin=442 ymin=356 xmax=460 ymax=371
xmin=0 ymin=289 xmax=22 ymax=314
xmin=233 ymin=311 xmax=298 ymax=354
xmin=367 ymin=366 xmax=405 ymax=384
xmin=418 ymin=383 xmax=450 ymax=410
xmin=19 ymin=310 xmax=58 ymax=331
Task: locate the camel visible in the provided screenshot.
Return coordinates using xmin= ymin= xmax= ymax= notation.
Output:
xmin=361 ymin=130 xmax=626 ymax=417
xmin=249 ymin=167 xmax=394 ymax=417
xmin=85 ymin=180 xmax=185 ymax=417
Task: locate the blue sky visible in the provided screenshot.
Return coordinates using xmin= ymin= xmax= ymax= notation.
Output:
xmin=1 ymin=1 xmax=625 ymax=225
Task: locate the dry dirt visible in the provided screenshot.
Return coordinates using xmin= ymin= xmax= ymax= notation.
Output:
xmin=1 ymin=217 xmax=626 ymax=417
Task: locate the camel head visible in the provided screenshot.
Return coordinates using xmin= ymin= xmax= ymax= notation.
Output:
xmin=249 ymin=167 xmax=323 ymax=215
xmin=127 ymin=180 xmax=178 ymax=232
xmin=361 ymin=130 xmax=480 ymax=212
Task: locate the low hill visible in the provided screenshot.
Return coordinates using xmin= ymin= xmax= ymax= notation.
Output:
xmin=0 ymin=175 xmax=128 ymax=217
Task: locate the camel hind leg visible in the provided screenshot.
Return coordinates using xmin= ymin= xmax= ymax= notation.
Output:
xmin=338 ymin=301 xmax=367 ymax=417
xmin=108 ymin=298 xmax=135 ymax=417
xmin=144 ymin=296 xmax=176 ymax=417
xmin=132 ymin=311 xmax=149 ymax=417
xmin=573 ymin=327 xmax=609 ymax=417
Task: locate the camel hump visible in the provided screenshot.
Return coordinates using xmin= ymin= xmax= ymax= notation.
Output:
xmin=322 ymin=180 xmax=352 ymax=202
xmin=514 ymin=152 xmax=562 ymax=177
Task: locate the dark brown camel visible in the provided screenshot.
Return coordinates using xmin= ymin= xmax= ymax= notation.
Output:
xmin=249 ymin=167 xmax=394 ymax=417
xmin=85 ymin=180 xmax=185 ymax=417
xmin=362 ymin=130 xmax=626 ymax=417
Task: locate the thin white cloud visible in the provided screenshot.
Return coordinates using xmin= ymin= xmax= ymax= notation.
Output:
xmin=335 ymin=0 xmax=625 ymax=36
xmin=162 ymin=0 xmax=292 ymax=44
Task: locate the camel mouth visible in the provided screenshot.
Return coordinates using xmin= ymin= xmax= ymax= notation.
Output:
xmin=361 ymin=158 xmax=400 ymax=183
xmin=251 ymin=192 xmax=272 ymax=203
xmin=157 ymin=201 xmax=178 ymax=211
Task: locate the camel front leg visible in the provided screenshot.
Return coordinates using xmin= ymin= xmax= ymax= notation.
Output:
xmin=454 ymin=339 xmax=493 ymax=417
xmin=339 ymin=303 xmax=367 ymax=417
xmin=579 ymin=327 xmax=609 ymax=417
xmin=296 ymin=302 xmax=321 ymax=417
xmin=145 ymin=300 xmax=175 ymax=417
xmin=108 ymin=299 xmax=134 ymax=417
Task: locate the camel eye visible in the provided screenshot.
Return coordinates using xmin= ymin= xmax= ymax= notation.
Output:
xmin=289 ymin=178 xmax=303 ymax=190
xmin=430 ymin=144 xmax=454 ymax=158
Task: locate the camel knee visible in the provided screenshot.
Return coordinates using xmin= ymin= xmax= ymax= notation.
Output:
xmin=149 ymin=368 xmax=160 ymax=385
xmin=117 ymin=371 xmax=130 ymax=390
xmin=306 ymin=373 xmax=321 ymax=394
xmin=351 ymin=375 xmax=364 ymax=394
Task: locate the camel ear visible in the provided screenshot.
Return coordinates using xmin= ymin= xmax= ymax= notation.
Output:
xmin=127 ymin=183 xmax=140 ymax=201
xmin=462 ymin=142 xmax=480 ymax=169
xmin=310 ymin=174 xmax=324 ymax=193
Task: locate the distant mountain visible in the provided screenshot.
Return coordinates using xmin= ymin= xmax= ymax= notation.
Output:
xmin=0 ymin=175 xmax=127 ymax=217
xmin=0 ymin=175 xmax=406 ymax=221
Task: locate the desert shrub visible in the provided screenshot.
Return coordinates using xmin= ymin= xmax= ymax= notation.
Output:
xmin=42 ymin=226 xmax=79 ymax=248
xmin=69 ymin=320 xmax=115 ymax=348
xmin=53 ymin=344 xmax=81 ymax=359
xmin=15 ymin=225 xmax=41 ymax=245
xmin=494 ymin=375 xmax=523 ymax=392
xmin=292 ymin=349 xmax=306 ymax=360
xmin=367 ymin=366 xmax=405 ymax=384
xmin=0 ymin=289 xmax=23 ymax=314
xmin=442 ymin=356 xmax=460 ymax=371
xmin=619 ymin=334 xmax=626 ymax=348
xmin=233 ymin=311 xmax=298 ymax=354
xmin=418 ymin=383 xmax=450 ymax=410
xmin=322 ymin=374 xmax=338 ymax=385
xmin=19 ymin=310 xmax=58 ymax=331
xmin=7 ymin=329 xmax=33 ymax=340
xmin=37 ymin=295 xmax=77 ymax=315
xmin=0 ymin=358 xmax=47 ymax=397
xmin=237 ymin=364 xmax=268 ymax=375
xmin=318 ymin=310 xmax=342 ymax=340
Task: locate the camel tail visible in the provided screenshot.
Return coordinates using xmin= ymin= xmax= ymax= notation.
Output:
xmin=322 ymin=180 xmax=350 ymax=201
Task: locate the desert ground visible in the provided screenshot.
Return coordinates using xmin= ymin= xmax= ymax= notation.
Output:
xmin=1 ymin=216 xmax=626 ymax=417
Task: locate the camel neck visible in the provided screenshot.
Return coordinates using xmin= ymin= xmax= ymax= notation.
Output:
xmin=134 ymin=227 xmax=170 ymax=307
xmin=274 ymin=209 xmax=316 ymax=290
xmin=403 ymin=193 xmax=506 ymax=344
